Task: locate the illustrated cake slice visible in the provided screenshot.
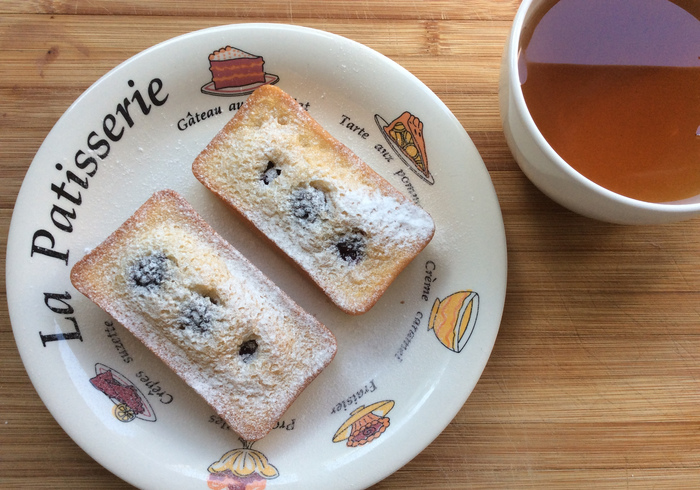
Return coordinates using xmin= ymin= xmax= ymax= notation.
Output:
xmin=70 ymin=190 xmax=337 ymax=441
xmin=383 ymin=111 xmax=430 ymax=179
xmin=208 ymin=46 xmax=266 ymax=89
xmin=192 ymin=84 xmax=436 ymax=315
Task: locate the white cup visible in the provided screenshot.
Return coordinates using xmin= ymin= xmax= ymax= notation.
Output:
xmin=499 ymin=0 xmax=700 ymax=225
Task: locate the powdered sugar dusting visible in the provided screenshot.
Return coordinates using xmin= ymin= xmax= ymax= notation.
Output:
xmin=334 ymin=188 xmax=434 ymax=245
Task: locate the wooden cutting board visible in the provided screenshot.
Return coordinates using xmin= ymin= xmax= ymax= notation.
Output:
xmin=1 ymin=1 xmax=699 ymax=488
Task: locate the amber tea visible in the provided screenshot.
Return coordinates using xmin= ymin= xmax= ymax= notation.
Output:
xmin=519 ymin=0 xmax=700 ymax=203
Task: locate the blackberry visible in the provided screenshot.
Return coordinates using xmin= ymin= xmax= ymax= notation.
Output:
xmin=261 ymin=161 xmax=281 ymax=185
xmin=290 ymin=186 xmax=327 ymax=222
xmin=129 ymin=253 xmax=169 ymax=290
xmin=238 ymin=338 xmax=259 ymax=363
xmin=178 ymin=294 xmax=215 ymax=334
xmin=336 ymin=230 xmax=366 ymax=264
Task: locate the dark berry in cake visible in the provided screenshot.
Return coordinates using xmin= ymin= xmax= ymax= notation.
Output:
xmin=336 ymin=230 xmax=366 ymax=264
xmin=290 ymin=186 xmax=327 ymax=222
xmin=261 ymin=161 xmax=281 ymax=185
xmin=178 ymin=294 xmax=215 ymax=334
xmin=129 ymin=253 xmax=169 ymax=290
xmin=238 ymin=339 xmax=259 ymax=363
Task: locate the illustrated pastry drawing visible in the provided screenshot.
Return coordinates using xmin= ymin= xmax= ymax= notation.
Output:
xmin=383 ymin=111 xmax=430 ymax=180
xmin=428 ymin=290 xmax=479 ymax=353
xmin=208 ymin=46 xmax=267 ymax=89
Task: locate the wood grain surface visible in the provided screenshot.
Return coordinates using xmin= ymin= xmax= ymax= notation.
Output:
xmin=2 ymin=1 xmax=699 ymax=488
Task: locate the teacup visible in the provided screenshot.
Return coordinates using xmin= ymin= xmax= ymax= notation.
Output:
xmin=499 ymin=0 xmax=700 ymax=225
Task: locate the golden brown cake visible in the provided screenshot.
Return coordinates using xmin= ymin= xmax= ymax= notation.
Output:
xmin=192 ymin=85 xmax=436 ymax=314
xmin=70 ymin=190 xmax=337 ymax=441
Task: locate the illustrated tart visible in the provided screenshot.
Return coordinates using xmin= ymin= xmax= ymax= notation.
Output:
xmin=70 ymin=190 xmax=337 ymax=441
xmin=383 ymin=111 xmax=430 ymax=180
xmin=192 ymin=85 xmax=436 ymax=315
xmin=208 ymin=46 xmax=266 ymax=89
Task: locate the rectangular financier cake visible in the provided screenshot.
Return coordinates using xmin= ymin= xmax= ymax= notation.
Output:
xmin=192 ymin=85 xmax=436 ymax=314
xmin=70 ymin=190 xmax=337 ymax=441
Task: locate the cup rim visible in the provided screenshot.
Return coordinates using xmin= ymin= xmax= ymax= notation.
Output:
xmin=507 ymin=0 xmax=700 ymax=213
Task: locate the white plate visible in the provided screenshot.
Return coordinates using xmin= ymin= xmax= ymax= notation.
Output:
xmin=6 ymin=24 xmax=506 ymax=489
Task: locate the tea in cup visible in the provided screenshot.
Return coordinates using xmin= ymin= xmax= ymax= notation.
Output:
xmin=500 ymin=0 xmax=700 ymax=224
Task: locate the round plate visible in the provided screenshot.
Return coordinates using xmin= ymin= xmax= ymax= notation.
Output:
xmin=6 ymin=24 xmax=506 ymax=489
